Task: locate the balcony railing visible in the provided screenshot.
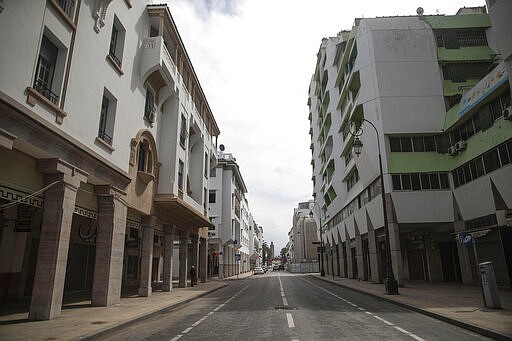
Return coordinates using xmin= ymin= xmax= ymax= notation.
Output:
xmin=33 ymin=79 xmax=59 ymax=105
xmin=56 ymin=0 xmax=75 ymax=18
xmin=98 ymin=128 xmax=113 ymax=145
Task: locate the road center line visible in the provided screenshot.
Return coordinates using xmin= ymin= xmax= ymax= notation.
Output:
xmin=169 ymin=284 xmax=249 ymax=341
xmin=394 ymin=326 xmax=425 ymax=341
xmin=286 ymin=313 xmax=295 ymax=328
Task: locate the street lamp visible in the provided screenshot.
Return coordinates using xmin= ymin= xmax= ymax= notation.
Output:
xmin=351 ymin=118 xmax=399 ymax=295
xmin=309 ymin=202 xmax=326 ymax=277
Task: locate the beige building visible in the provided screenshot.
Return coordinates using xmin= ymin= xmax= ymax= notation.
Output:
xmin=0 ymin=1 xmax=219 ymax=320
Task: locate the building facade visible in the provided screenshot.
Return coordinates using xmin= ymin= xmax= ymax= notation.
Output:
xmin=308 ymin=6 xmax=512 ymax=288
xmin=208 ymin=150 xmax=254 ymax=279
xmin=0 ymin=1 xmax=219 ymax=320
xmin=287 ymin=201 xmax=320 ymax=273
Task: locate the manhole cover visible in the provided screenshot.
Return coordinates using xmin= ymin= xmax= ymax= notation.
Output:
xmin=92 ymin=321 xmax=108 ymax=325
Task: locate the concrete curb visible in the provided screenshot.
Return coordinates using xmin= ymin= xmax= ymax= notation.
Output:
xmin=76 ymin=282 xmax=229 ymax=341
xmin=310 ymin=275 xmax=512 ymax=341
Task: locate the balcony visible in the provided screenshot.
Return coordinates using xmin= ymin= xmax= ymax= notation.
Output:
xmin=140 ymin=36 xmax=177 ymax=96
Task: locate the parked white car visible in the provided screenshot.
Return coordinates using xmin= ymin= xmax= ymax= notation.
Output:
xmin=254 ymin=267 xmax=264 ymax=274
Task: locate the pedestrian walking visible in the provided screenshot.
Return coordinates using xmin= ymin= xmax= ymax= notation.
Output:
xmin=189 ymin=265 xmax=197 ymax=287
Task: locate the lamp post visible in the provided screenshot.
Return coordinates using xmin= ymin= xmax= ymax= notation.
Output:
xmin=351 ymin=118 xmax=399 ymax=295
xmin=309 ymin=202 xmax=326 ymax=277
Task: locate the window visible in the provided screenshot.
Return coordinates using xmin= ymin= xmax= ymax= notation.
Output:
xmin=392 ymin=173 xmax=450 ymax=190
xmin=137 ymin=144 xmax=152 ymax=173
xmin=56 ymin=0 xmax=76 ymax=19
xmin=34 ymin=35 xmax=60 ymax=104
xmin=179 ymin=114 xmax=187 ymax=148
xmin=483 ymin=149 xmax=500 ymax=173
xmin=97 ymin=90 xmax=116 ymax=146
xmin=210 ymin=167 xmax=217 ymax=177
xmin=108 ymin=16 xmax=125 ymax=67
xmin=178 ymin=160 xmax=184 ymax=191
xmin=144 ymin=86 xmax=156 ymax=122
xmin=203 ymin=188 xmax=207 ymax=210
xmin=209 ymin=190 xmax=216 ymax=203
xmin=204 ymin=152 xmax=209 ymax=178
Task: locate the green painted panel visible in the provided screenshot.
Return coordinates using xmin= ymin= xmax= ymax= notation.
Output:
xmin=389 ymin=120 xmax=512 ymax=172
xmin=443 ymin=103 xmax=461 ymax=130
xmin=437 ymin=46 xmax=496 ymax=62
xmin=443 ymin=79 xmax=479 ymax=96
xmin=423 ymin=14 xmax=491 ymax=29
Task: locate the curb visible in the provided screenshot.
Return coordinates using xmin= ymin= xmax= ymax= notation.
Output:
xmin=77 ymin=282 xmax=229 ymax=341
xmin=310 ymin=275 xmax=512 ymax=341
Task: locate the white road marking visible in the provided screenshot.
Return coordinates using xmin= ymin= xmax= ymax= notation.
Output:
xmin=169 ymin=285 xmax=249 ymax=341
xmin=282 ymin=297 xmax=288 ymax=306
xmin=181 ymin=327 xmax=193 ymax=334
xmin=281 ymin=291 xmax=286 ymax=297
xmin=286 ymin=313 xmax=295 ymax=328
xmin=394 ymin=326 xmax=425 ymax=341
xmin=303 ymin=278 xmax=425 ymax=340
xmin=373 ymin=315 xmax=394 ymax=326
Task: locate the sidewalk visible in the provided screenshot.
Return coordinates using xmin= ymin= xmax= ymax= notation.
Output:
xmin=311 ymin=274 xmax=512 ymax=340
xmin=0 ymin=271 xmax=253 ymax=341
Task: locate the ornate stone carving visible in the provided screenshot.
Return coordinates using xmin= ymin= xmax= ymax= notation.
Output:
xmin=93 ymin=0 xmax=114 ymax=33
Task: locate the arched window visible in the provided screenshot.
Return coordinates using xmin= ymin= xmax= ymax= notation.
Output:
xmin=137 ymin=139 xmax=153 ymax=174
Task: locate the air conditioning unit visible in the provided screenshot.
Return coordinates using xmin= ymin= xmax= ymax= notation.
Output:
xmin=448 ymin=146 xmax=457 ymax=155
xmin=455 ymin=140 xmax=467 ymax=152
xmin=503 ymin=106 xmax=512 ymax=120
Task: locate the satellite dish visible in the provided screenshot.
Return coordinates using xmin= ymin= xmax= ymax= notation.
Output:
xmin=416 ymin=7 xmax=424 ymax=15
xmin=219 ymin=144 xmax=225 ymax=151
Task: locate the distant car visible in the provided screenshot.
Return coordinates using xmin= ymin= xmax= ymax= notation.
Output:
xmin=278 ymin=264 xmax=284 ymax=270
xmin=254 ymin=266 xmax=264 ymax=274
xmin=262 ymin=265 xmax=267 ymax=272
xmin=273 ymin=265 xmax=279 ymax=271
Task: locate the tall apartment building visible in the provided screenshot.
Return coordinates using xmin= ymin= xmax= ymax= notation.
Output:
xmin=0 ymin=1 xmax=220 ymax=320
xmin=308 ymin=6 xmax=512 ymax=288
xmin=289 ymin=200 xmax=319 ymax=264
xmin=208 ymin=150 xmax=252 ymax=278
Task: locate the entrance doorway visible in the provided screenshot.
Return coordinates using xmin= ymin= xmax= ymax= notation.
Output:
xmin=439 ymin=241 xmax=462 ymax=282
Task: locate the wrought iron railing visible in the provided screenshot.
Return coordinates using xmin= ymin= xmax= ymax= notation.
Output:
xmin=56 ymin=0 xmax=75 ymax=18
xmin=33 ymin=79 xmax=59 ymax=104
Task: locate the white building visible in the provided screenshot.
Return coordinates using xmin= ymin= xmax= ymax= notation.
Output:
xmin=208 ymin=150 xmax=252 ymax=278
xmin=309 ymin=7 xmax=512 ymax=287
xmin=0 ymin=1 xmax=219 ymax=320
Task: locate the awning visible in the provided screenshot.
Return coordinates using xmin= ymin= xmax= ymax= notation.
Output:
xmin=154 ymin=194 xmax=213 ymax=230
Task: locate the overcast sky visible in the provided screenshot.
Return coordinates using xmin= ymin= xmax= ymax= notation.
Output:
xmin=159 ymin=0 xmax=486 ymax=252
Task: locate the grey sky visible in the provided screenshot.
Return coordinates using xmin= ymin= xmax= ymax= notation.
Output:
xmin=161 ymin=0 xmax=487 ymax=252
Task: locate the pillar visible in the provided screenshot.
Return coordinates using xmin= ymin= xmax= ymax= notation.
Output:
xmin=339 ymin=241 xmax=346 ymax=277
xmin=91 ymin=185 xmax=127 ymax=306
xmin=199 ymin=237 xmax=207 ymax=283
xmin=388 ymin=222 xmax=404 ymax=285
xmin=355 ymin=233 xmax=364 ymax=280
xmin=191 ymin=235 xmax=199 ymax=273
xmin=367 ymin=224 xmax=380 ymax=283
xmin=218 ymin=243 xmax=224 ymax=279
xmin=162 ymin=224 xmax=175 ymax=291
xmin=454 ymin=221 xmax=474 ymax=285
xmin=138 ymin=215 xmax=156 ymax=297
xmin=29 ymin=159 xmax=87 ymax=320
xmin=178 ymin=230 xmax=189 ymax=288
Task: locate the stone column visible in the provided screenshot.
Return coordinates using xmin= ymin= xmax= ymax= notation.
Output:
xmin=218 ymin=243 xmax=224 ymax=279
xmin=199 ymin=237 xmax=207 ymax=283
xmin=29 ymin=159 xmax=87 ymax=320
xmin=91 ymin=185 xmax=127 ymax=306
xmin=388 ymin=222 xmax=404 ymax=285
xmin=355 ymin=232 xmax=364 ymax=280
xmin=367 ymin=223 xmax=380 ymax=283
xmin=454 ymin=221 xmax=474 ymax=285
xmin=162 ymin=224 xmax=175 ymax=292
xmin=138 ymin=216 xmax=156 ymax=297
xmin=339 ymin=241 xmax=346 ymax=277
xmin=386 ymin=194 xmax=404 ymax=286
xmin=191 ymin=235 xmax=199 ymax=272
xmin=178 ymin=230 xmax=189 ymax=288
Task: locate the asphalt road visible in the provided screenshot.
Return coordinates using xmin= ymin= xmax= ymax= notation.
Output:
xmin=97 ymin=272 xmax=491 ymax=341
